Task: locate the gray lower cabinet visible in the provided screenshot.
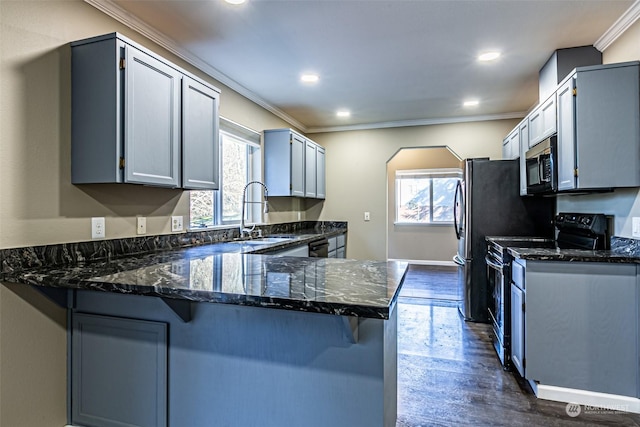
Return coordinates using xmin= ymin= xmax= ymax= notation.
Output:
xmin=556 ymin=61 xmax=640 ymax=191
xmin=72 ymin=313 xmax=168 ymax=427
xmin=264 ymin=129 xmax=326 ymax=199
xmin=328 ymin=234 xmax=347 ymax=258
xmin=510 ymin=259 xmax=525 ymax=377
xmin=515 ymin=259 xmax=639 ymax=398
xmin=71 ymin=33 xmax=220 ymax=189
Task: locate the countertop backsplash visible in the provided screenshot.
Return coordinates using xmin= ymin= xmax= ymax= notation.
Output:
xmin=0 ymin=221 xmax=347 ymax=278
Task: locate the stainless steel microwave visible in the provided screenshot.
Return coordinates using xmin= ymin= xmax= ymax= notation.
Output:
xmin=525 ymin=136 xmax=557 ymax=195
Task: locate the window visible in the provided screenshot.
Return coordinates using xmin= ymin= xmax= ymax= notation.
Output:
xmin=189 ymin=118 xmax=261 ymax=229
xmin=395 ymin=168 xmax=461 ymax=224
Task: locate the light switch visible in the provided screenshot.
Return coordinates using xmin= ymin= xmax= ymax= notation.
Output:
xmin=364 ymin=212 xmax=370 ymax=221
xmin=633 ymin=217 xmax=640 ymax=238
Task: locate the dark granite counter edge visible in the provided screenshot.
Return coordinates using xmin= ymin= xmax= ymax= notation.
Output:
xmin=14 ymin=261 xmax=400 ymax=319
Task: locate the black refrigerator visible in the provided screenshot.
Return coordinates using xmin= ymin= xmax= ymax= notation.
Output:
xmin=453 ymin=158 xmax=554 ymax=322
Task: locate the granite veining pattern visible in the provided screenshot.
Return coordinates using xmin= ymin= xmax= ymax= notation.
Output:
xmin=2 ymin=221 xmax=407 ymax=319
xmin=506 ymin=236 xmax=640 ymax=263
xmin=0 ymin=221 xmax=346 ymax=274
xmin=6 ymin=246 xmax=407 ymax=318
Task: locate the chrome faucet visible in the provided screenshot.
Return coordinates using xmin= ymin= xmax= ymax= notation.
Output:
xmin=240 ymin=181 xmax=269 ymax=239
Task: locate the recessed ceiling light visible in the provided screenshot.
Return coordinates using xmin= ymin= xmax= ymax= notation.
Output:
xmin=300 ymin=73 xmax=319 ymax=84
xmin=478 ymin=51 xmax=501 ymax=62
xmin=224 ymin=0 xmax=246 ymax=4
xmin=336 ymin=110 xmax=351 ymax=118
xmin=463 ymin=100 xmax=479 ymax=107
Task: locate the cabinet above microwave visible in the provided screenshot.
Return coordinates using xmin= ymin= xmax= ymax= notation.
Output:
xmin=556 ymin=61 xmax=640 ymax=192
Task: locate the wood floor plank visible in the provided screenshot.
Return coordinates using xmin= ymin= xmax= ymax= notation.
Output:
xmin=396 ymin=265 xmax=640 ymax=427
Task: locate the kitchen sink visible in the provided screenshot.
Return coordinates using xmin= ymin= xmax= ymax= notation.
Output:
xmin=236 ymin=237 xmax=295 ymax=245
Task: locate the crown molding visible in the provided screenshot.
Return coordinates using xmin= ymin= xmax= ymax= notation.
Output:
xmin=83 ymin=0 xmax=307 ymax=132
xmin=594 ymin=0 xmax=640 ymax=51
xmin=305 ymin=112 xmax=527 ymax=134
xmin=83 ymin=0 xmax=530 ymax=135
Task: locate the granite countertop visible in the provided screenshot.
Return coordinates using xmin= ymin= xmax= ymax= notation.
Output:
xmin=503 ymin=236 xmax=640 ymax=264
xmin=4 ymin=237 xmax=408 ymax=319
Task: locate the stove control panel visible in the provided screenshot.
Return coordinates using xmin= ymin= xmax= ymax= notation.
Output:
xmin=555 ymin=213 xmax=607 ymax=235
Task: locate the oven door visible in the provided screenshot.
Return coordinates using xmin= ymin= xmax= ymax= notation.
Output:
xmin=486 ymin=253 xmax=510 ymax=368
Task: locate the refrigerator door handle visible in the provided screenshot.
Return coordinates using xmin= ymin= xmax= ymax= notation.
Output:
xmin=453 ymin=180 xmax=462 ymax=240
xmin=453 ymin=254 xmax=465 ymax=266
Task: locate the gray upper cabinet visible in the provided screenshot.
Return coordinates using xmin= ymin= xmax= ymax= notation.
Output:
xmin=502 ymin=128 xmax=519 ymax=160
xmin=305 ymin=139 xmax=317 ymax=198
xmin=528 ymin=93 xmax=556 ymax=147
xmin=556 ymin=77 xmax=577 ymax=191
xmin=316 ymin=146 xmax=326 ymax=199
xmin=556 ymin=62 xmax=640 ymax=191
xmin=518 ymin=119 xmax=529 ymax=196
xmin=71 ymin=33 xmax=220 ymax=189
xmin=182 ymin=77 xmax=220 ymax=190
xmin=264 ymin=129 xmax=325 ymax=199
xmin=124 ymin=46 xmax=181 ymax=187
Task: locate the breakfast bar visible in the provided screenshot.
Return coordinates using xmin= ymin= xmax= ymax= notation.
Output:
xmin=5 ymin=239 xmax=407 ymax=427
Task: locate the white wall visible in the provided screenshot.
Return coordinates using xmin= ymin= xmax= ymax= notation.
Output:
xmin=311 ymin=120 xmax=518 ymax=260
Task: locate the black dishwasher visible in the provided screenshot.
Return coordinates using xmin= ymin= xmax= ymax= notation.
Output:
xmin=309 ymin=238 xmax=329 ymax=258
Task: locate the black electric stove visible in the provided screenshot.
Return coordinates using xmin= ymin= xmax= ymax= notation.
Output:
xmin=486 ymin=213 xmax=609 ymax=369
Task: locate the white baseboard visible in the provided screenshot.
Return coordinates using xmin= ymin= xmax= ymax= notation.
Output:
xmin=534 ymin=383 xmax=640 ymax=414
xmin=387 ymin=259 xmax=456 ymax=267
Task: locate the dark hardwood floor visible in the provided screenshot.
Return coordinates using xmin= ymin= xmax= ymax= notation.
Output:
xmin=396 ymin=264 xmax=640 ymax=426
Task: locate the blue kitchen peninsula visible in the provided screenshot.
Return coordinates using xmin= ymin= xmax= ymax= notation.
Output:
xmin=3 ymin=231 xmax=407 ymax=427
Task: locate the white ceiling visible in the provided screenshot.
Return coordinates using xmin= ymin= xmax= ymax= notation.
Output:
xmin=90 ymin=0 xmax=638 ymax=133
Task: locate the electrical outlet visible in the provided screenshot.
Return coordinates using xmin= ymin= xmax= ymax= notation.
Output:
xmin=137 ymin=217 xmax=147 ymax=235
xmin=633 ymin=217 xmax=640 ymax=238
xmin=364 ymin=212 xmax=371 ymax=221
xmin=91 ymin=217 xmax=105 ymax=239
xmin=171 ymin=215 xmax=183 ymax=232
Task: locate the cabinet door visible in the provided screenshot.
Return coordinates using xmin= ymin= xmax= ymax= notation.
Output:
xmin=540 ymin=94 xmax=557 ymax=139
xmin=502 ymin=137 xmax=510 ymax=160
xmin=556 ymin=78 xmax=577 ymax=191
xmin=510 ymin=283 xmax=525 ymax=377
xmin=291 ymin=133 xmax=306 ymax=197
xmin=316 ymin=146 xmax=326 ymax=199
xmin=182 ymin=77 xmax=220 ymax=190
xmin=519 ymin=120 xmax=529 ymax=195
xmin=305 ymin=140 xmax=317 ymax=198
xmin=72 ymin=313 xmax=167 ymax=427
xmin=528 ymin=94 xmax=556 ymax=148
xmin=509 ymin=130 xmax=519 ymax=159
xmin=124 ymin=46 xmax=181 ymax=187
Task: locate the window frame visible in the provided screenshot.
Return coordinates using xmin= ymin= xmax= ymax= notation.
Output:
xmin=394 ymin=168 xmax=461 ymax=226
xmin=188 ymin=117 xmax=262 ymax=230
